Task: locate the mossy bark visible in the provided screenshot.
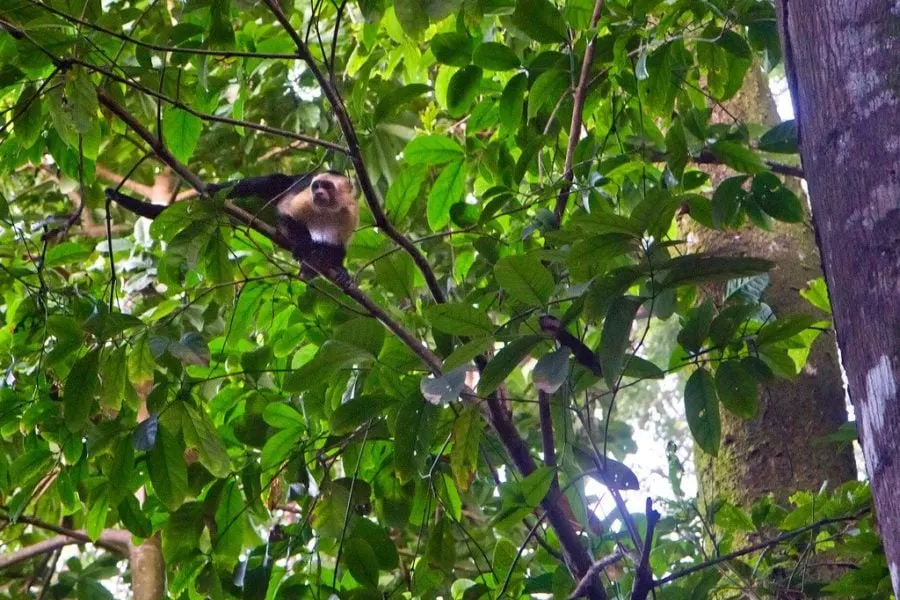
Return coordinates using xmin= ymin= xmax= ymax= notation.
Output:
xmin=689 ymin=66 xmax=856 ymax=510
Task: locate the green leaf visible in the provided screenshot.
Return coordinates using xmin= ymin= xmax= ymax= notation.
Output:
xmin=148 ymin=423 xmax=188 ymax=510
xmin=715 ymin=361 xmax=758 ymax=419
xmin=182 ymin=406 xmax=231 ymax=478
xmin=344 ymin=538 xmax=380 ymax=587
xmin=64 ymin=349 xmax=100 ymax=432
xmin=405 ymin=135 xmax=465 ymax=165
xmin=499 ymin=72 xmax=528 ymax=132
xmin=712 ymin=175 xmax=749 ymax=228
xmin=715 ymin=502 xmax=756 ymax=532
xmin=65 ymin=68 xmax=99 ymax=135
xmin=800 ymin=278 xmax=831 ymax=314
xmin=375 ymin=83 xmax=432 ymax=122
xmin=163 ymin=108 xmax=203 ymax=163
xmin=528 ymin=69 xmax=569 ymax=119
xmin=214 ymin=480 xmax=245 ymax=563
xmin=443 ymin=338 xmax=493 ymax=371
xmin=494 ymin=255 xmax=555 ymax=305
xmin=659 ymin=254 xmax=773 ymax=289
xmin=758 ymin=120 xmax=798 ymax=154
xmin=283 ymin=341 xmax=373 ymax=392
xmin=447 ymin=66 xmax=483 ymax=118
xmin=598 ymin=296 xmax=643 ymax=389
xmin=532 ymin=349 xmax=570 ymax=393
xmin=13 ymin=84 xmax=43 ymax=148
xmin=621 ymin=355 xmax=665 ymax=379
xmin=477 ymin=335 xmax=543 ymax=396
xmin=395 ymin=0 xmax=429 ymax=35
xmin=385 ymin=164 xmax=428 ymax=221
xmin=335 ymin=317 xmax=386 ymax=356
xmin=473 ymin=42 xmax=520 ymax=70
xmin=512 ymin=0 xmax=567 ymax=43
xmin=107 ymin=436 xmax=134 ymax=503
xmin=756 ymin=314 xmax=820 ymax=346
xmin=493 ymin=537 xmax=519 ymax=583
xmin=520 ymin=466 xmax=555 ymax=507
xmin=44 ymin=242 xmax=92 ymax=268
xmin=425 ymin=302 xmax=493 ymax=337
xmin=331 ymin=394 xmax=393 ymax=434
xmin=427 ymin=160 xmax=467 ymax=230
xmin=750 ymin=173 xmax=804 ymax=223
xmin=677 ymin=299 xmax=714 ymax=353
xmin=260 ymin=427 xmax=302 ymax=471
xmin=684 ymin=368 xmax=720 ymax=456
xmin=709 ymin=140 xmax=767 ymax=174
xmin=262 ymin=403 xmax=305 ymax=429
xmin=99 ymin=346 xmax=127 ymax=410
xmin=85 ymin=488 xmax=110 ymax=541
xmin=431 ymin=32 xmax=474 ymax=67
xmin=450 ymin=407 xmax=482 ymax=491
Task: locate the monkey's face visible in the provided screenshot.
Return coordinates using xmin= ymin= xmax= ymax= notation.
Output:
xmin=311 ymin=177 xmax=341 ymax=212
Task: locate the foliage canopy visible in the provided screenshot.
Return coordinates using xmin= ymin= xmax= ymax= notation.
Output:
xmin=0 ymin=0 xmax=887 ymax=598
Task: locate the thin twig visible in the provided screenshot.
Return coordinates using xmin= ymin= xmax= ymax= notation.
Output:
xmin=568 ymin=550 xmax=626 ymax=600
xmin=655 ymin=508 xmax=870 ymax=587
xmin=554 ymin=0 xmax=606 ymax=222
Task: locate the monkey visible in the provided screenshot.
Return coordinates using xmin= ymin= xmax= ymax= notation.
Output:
xmin=273 ymin=171 xmax=359 ymax=285
xmin=105 ymin=171 xmax=359 ymax=285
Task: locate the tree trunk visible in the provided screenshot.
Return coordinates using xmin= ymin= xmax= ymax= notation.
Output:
xmin=776 ymin=1 xmax=900 ymax=594
xmin=691 ymin=65 xmax=856 ymax=508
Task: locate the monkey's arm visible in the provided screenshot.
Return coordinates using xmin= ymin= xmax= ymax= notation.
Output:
xmin=208 ymin=173 xmax=309 ymax=202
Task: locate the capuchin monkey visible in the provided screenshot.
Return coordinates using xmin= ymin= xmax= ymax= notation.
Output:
xmin=106 ymin=171 xmax=359 ymax=284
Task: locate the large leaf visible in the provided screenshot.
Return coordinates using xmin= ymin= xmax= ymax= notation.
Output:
xmin=511 ymin=0 xmax=567 ymax=43
xmin=431 ymin=32 xmax=474 ymax=67
xmin=494 ymin=255 xmax=555 ymax=306
xmin=163 ymin=108 xmax=203 ymax=163
xmin=659 ymin=255 xmax=773 ymax=289
xmin=750 ymin=173 xmax=804 ymax=223
xmin=405 ymin=135 xmax=464 ymax=165
xmin=64 ymin=349 xmax=100 ymax=432
xmin=598 ymin=296 xmax=643 ymax=389
xmin=447 ymin=66 xmax=483 ymax=118
xmin=427 ymin=160 xmax=467 ymax=230
xmin=684 ymin=368 xmax=721 ymax=456
xmin=477 ymin=335 xmax=543 ymax=396
xmin=425 ymin=303 xmax=493 ymax=337
xmin=715 ymin=361 xmax=758 ymax=419
xmin=148 ymin=423 xmax=188 ymax=510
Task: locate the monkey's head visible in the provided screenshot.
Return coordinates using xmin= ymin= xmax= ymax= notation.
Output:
xmin=310 ymin=173 xmax=354 ymax=213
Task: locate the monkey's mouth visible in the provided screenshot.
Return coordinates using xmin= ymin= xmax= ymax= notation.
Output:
xmin=313 ymin=193 xmax=336 ymax=209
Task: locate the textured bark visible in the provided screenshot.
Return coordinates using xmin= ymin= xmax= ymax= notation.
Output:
xmin=691 ymin=65 xmax=855 ymax=509
xmin=776 ymin=1 xmax=900 ymax=594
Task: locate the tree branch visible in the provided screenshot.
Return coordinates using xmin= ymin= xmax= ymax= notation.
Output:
xmin=481 ymin=394 xmax=608 ymax=599
xmin=630 ymin=498 xmax=660 ymax=600
xmin=555 ymin=0 xmax=606 ymax=222
xmin=0 ymin=530 xmax=129 ymax=570
xmin=262 ymin=0 xmax=447 ymax=303
xmin=0 ymin=513 xmax=132 ymax=570
xmin=80 ymin=59 xmax=347 ymax=154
